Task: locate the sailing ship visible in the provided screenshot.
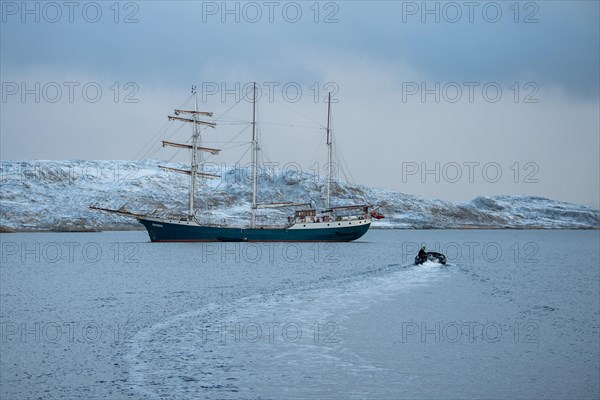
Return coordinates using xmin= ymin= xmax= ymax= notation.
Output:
xmin=93 ymin=83 xmax=380 ymax=242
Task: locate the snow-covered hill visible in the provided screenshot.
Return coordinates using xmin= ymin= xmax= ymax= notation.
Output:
xmin=1 ymin=160 xmax=598 ymax=232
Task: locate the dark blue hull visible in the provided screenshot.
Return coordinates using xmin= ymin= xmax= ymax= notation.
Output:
xmin=138 ymin=218 xmax=370 ymax=242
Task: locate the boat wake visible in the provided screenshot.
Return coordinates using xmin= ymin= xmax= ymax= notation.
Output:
xmin=122 ymin=263 xmax=450 ymax=399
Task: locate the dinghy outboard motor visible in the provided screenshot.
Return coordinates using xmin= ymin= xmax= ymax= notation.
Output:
xmin=415 ymin=246 xmax=447 ymax=265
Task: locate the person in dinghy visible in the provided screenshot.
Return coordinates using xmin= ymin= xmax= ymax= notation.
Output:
xmin=415 ymin=245 xmax=447 ymax=265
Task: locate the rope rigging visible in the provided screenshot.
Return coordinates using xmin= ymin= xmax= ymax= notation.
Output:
xmin=104 ymin=87 xmax=358 ymax=210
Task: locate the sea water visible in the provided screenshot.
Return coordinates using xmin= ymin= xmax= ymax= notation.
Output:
xmin=1 ymin=230 xmax=598 ymax=399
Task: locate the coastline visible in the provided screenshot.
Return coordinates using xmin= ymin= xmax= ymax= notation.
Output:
xmin=1 ymin=225 xmax=598 ymax=233
xmin=2 ymin=161 xmax=598 ymax=234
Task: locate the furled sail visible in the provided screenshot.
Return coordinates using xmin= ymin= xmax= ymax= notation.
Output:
xmin=159 ymin=165 xmax=220 ymax=178
xmin=168 ymin=115 xmax=216 ymax=128
xmin=161 ymin=140 xmax=220 ymax=155
xmin=174 ymin=109 xmax=213 ymax=117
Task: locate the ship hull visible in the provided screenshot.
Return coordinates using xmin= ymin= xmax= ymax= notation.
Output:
xmin=137 ymin=217 xmax=371 ymax=242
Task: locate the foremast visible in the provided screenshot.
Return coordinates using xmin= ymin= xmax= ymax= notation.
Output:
xmin=251 ymin=82 xmax=258 ymax=228
xmin=189 ymin=87 xmax=200 ymax=219
xmin=326 ymin=92 xmax=333 ymax=209
xmin=162 ymin=86 xmax=220 ymax=221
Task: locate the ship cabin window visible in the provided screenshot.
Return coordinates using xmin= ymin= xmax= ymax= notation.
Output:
xmin=294 ymin=209 xmax=316 ymax=218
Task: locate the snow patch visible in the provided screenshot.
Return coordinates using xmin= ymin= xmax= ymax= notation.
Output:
xmin=1 ymin=160 xmax=598 ymax=231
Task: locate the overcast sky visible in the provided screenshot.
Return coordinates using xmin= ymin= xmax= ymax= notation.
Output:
xmin=1 ymin=1 xmax=599 ymax=207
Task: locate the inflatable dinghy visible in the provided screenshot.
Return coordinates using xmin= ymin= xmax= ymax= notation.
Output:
xmin=415 ymin=251 xmax=447 ymax=265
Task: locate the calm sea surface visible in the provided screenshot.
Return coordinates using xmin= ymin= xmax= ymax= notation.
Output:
xmin=1 ymin=230 xmax=598 ymax=399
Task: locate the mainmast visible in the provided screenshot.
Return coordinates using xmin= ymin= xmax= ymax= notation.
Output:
xmin=251 ymin=82 xmax=258 ymax=228
xmin=326 ymin=92 xmax=333 ymax=208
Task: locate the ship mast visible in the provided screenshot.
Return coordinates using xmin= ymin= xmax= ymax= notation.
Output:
xmin=162 ymin=87 xmax=220 ymax=221
xmin=326 ymin=92 xmax=333 ymax=209
xmin=189 ymin=86 xmax=200 ymax=219
xmin=251 ymin=82 xmax=258 ymax=228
